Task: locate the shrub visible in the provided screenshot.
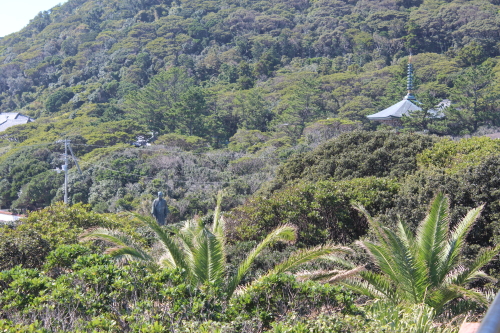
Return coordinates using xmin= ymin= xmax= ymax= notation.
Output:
xmin=228 ymin=274 xmax=357 ymax=329
xmin=270 ymin=131 xmax=437 ymax=192
xmin=18 ymin=202 xmax=119 ymax=247
xmin=155 ymin=133 xmax=209 ymax=151
xmin=43 ymin=244 xmax=92 ymax=277
xmin=45 ymin=88 xmax=74 ymax=113
xmin=227 ymin=177 xmax=399 ymax=246
xmin=0 ymin=227 xmax=51 ymax=271
xmin=417 ymin=137 xmax=500 ymax=173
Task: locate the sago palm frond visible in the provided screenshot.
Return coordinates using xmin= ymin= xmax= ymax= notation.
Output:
xmin=428 ymin=284 xmax=487 ymax=313
xmin=212 ymin=191 xmax=224 ymax=239
xmin=426 ymin=286 xmax=460 ymax=312
xmin=354 ymin=203 xmax=386 ymax=242
xmin=211 ymin=191 xmax=227 ymax=282
xmin=178 ymin=218 xmax=203 ymax=251
xmin=357 ymin=270 xmax=401 ymax=303
xmin=295 ymin=269 xmax=347 ymax=282
xmin=341 ymin=273 xmax=395 ymax=301
xmin=447 ymin=284 xmax=488 ymax=305
xmin=360 ymin=240 xmax=400 ymax=285
xmin=397 ymin=218 xmax=430 ymax=302
xmin=347 ymin=195 xmax=499 ymax=315
xmin=81 ymin=228 xmax=154 ymax=263
xmin=323 ymin=254 xmax=357 ymax=269
xmin=136 ymin=213 xmax=190 ymax=272
xmin=438 ymin=205 xmax=484 ymax=284
xmin=380 ymin=224 xmax=428 ymax=303
xmin=254 ymin=244 xmax=352 ymax=285
xmin=158 ymin=251 xmax=177 ymax=269
xmin=268 ymin=244 xmax=352 ymax=276
xmin=354 ymin=207 xmax=425 ymax=295
xmin=323 ymin=265 xmax=366 ymax=283
xmin=451 ymin=244 xmax=500 ymax=286
xmin=192 ymin=227 xmax=225 ymax=286
xmin=416 ymin=193 xmax=450 ymax=287
xmin=225 ymin=224 xmax=297 ymax=300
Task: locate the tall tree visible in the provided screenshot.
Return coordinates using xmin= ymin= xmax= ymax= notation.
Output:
xmin=448 ymin=64 xmax=499 ymax=133
xmin=122 ymin=68 xmax=194 ymax=133
xmin=173 ymin=87 xmax=209 ymax=137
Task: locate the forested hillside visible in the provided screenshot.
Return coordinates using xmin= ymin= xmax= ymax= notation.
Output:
xmin=1 ymin=0 xmax=500 ymax=215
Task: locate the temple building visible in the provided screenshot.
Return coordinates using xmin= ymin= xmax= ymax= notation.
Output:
xmin=366 ymin=56 xmax=447 ymax=127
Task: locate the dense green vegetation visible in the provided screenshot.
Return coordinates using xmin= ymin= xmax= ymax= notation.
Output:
xmin=1 ymin=0 xmax=500 ymax=330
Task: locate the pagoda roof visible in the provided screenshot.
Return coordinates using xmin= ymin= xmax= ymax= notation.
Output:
xmin=367 ymin=98 xmax=421 ymax=120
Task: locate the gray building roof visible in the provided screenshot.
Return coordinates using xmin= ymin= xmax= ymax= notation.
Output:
xmin=367 ymin=97 xmax=421 ymax=120
xmin=0 ymin=112 xmax=34 ymax=132
xmin=366 ymin=98 xmax=448 ymax=121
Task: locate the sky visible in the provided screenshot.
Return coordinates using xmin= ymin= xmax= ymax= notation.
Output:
xmin=0 ymin=0 xmax=69 ymax=37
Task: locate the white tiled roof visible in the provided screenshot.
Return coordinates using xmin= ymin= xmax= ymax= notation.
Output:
xmin=367 ymin=98 xmax=449 ymax=121
xmin=367 ymin=99 xmax=421 ymax=120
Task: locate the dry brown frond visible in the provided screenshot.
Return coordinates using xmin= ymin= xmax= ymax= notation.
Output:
xmin=325 ymin=265 xmax=366 ymax=283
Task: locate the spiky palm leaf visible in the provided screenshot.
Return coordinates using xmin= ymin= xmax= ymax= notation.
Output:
xmin=83 ymin=195 xmax=353 ymax=302
xmin=212 ymin=191 xmax=224 ymax=239
xmin=416 ymin=192 xmax=450 ymax=287
xmin=341 ymin=272 xmax=396 ymax=300
xmin=81 ymin=228 xmax=155 ymax=263
xmin=255 ymin=244 xmax=352 ymax=283
xmin=438 ymin=205 xmax=485 ymax=284
xmin=138 ymin=213 xmax=190 ymax=272
xmin=191 ymin=227 xmax=225 ymax=286
xmin=335 ymin=194 xmax=497 ymax=315
xmin=270 ymin=245 xmax=351 ymax=275
xmin=297 ymin=265 xmax=366 ymax=284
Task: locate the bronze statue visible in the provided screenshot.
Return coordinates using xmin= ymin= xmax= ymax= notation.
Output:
xmin=151 ymin=191 xmax=169 ymax=226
